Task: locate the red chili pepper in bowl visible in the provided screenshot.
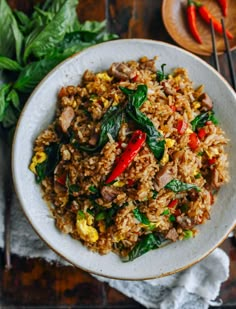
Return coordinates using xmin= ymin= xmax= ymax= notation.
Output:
xmin=177 ymin=119 xmax=188 ymax=135
xmin=105 ymin=130 xmax=146 ymax=184
xmin=217 ymin=0 xmax=228 ymax=17
xmin=197 ymin=128 xmax=206 ymax=140
xmin=188 ymin=132 xmax=200 ymax=150
xmin=187 ymin=0 xmax=202 ymax=44
xmin=168 ymin=199 xmax=178 ymax=209
xmin=194 ymin=1 xmax=233 ymax=39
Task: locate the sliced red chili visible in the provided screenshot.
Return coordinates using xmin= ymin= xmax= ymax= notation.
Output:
xmin=208 ymin=157 xmax=216 ymax=165
xmin=189 ymin=132 xmax=200 ymax=150
xmin=170 ymin=105 xmax=177 ymax=112
xmin=131 ymin=74 xmax=138 ymax=82
xmin=168 ymin=199 xmax=178 ymax=208
xmin=127 ymin=179 xmax=135 ymax=187
xmin=177 ymin=119 xmax=188 ymax=135
xmin=197 ymin=128 xmax=206 ymax=140
xmin=105 ymin=130 xmax=146 ymax=184
xmin=55 ymin=173 xmax=67 ymax=186
xmin=174 ymin=209 xmax=181 ymax=216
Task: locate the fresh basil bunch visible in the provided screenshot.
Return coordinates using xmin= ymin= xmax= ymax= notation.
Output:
xmin=0 ymin=0 xmax=117 ymax=133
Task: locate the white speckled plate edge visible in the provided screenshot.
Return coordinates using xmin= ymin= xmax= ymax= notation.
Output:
xmin=12 ymin=39 xmax=236 ymax=280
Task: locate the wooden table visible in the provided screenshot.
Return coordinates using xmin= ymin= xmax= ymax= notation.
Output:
xmin=1 ymin=1 xmax=236 ymax=307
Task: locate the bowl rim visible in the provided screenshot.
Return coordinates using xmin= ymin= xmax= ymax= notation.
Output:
xmin=11 ymin=38 xmax=236 ymax=280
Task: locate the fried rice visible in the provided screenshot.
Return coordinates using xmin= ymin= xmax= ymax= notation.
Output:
xmin=30 ymin=56 xmax=229 ymax=261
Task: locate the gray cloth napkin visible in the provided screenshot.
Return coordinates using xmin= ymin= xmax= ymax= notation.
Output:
xmin=0 ymin=139 xmax=230 ymax=309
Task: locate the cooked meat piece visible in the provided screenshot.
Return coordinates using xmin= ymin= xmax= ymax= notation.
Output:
xmin=101 ymin=186 xmax=120 ymax=202
xmin=199 ymin=93 xmax=213 ymax=111
xmin=176 ymin=215 xmax=194 ymax=229
xmin=88 ymin=133 xmax=99 ymax=146
xmin=166 ymin=228 xmax=179 ymax=242
xmin=155 ymin=164 xmax=176 ymax=190
xmin=59 ymin=106 xmax=75 ymax=133
xmin=161 ymin=81 xmax=176 ymax=96
xmin=188 ymin=189 xmax=199 ymax=201
xmin=140 ymin=58 xmax=156 ymax=72
xmin=210 ymin=168 xmax=224 ymax=189
xmin=109 ymin=63 xmax=136 ymax=80
xmin=83 ymin=69 xmax=96 ymax=82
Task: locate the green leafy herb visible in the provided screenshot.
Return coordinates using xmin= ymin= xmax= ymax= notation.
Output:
xmin=95 ymin=211 xmax=106 ymax=221
xmin=23 ymin=0 xmax=78 ymax=61
xmin=165 ymin=179 xmax=200 ymax=193
xmin=77 ymin=210 xmax=85 ymax=220
xmin=120 ymin=85 xmax=165 ymax=160
xmin=191 ymin=111 xmax=218 ymax=131
xmin=0 ymin=0 xmax=117 ymax=134
xmin=35 ymin=143 xmax=60 ymax=183
xmin=194 ymin=173 xmax=201 ymax=179
xmin=124 ymin=233 xmax=162 ymax=262
xmin=169 ymin=214 xmax=176 ymax=222
xmin=14 ymin=54 xmax=67 ymax=93
xmin=133 ymin=208 xmax=151 ymax=225
xmin=0 ymin=56 xmax=22 ymax=72
xmin=157 ymin=64 xmax=168 ymax=82
xmin=161 ymin=209 xmax=170 ymax=216
xmin=183 ymin=230 xmax=193 ymax=239
xmin=89 ymin=185 xmax=98 ymax=194
xmin=152 ymin=190 xmax=158 ymax=199
xmin=77 ymin=105 xmax=123 ymax=152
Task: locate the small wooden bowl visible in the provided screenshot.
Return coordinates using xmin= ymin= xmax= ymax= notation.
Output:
xmin=162 ymin=0 xmax=236 ymax=56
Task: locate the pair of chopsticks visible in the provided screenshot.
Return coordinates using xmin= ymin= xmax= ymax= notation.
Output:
xmin=210 ymin=18 xmax=236 ymax=91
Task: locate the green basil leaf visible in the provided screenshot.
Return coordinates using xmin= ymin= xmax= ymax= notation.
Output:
xmin=78 ymin=105 xmax=123 ymax=152
xmin=133 ymin=208 xmax=151 ymax=225
xmin=7 ymin=89 xmax=20 ymax=110
xmin=0 ymin=83 xmax=11 ymax=121
xmin=146 ymin=136 xmax=165 ymax=161
xmin=165 ymin=179 xmax=200 ymax=193
xmin=124 ymin=233 xmax=162 ymax=262
xmin=120 ymin=84 xmax=147 ymax=109
xmin=0 ymin=56 xmax=22 ymax=72
xmin=2 ymin=105 xmax=18 ymax=128
xmin=191 ymin=111 xmax=217 ymax=131
xmin=121 ymin=85 xmax=165 ymax=160
xmin=157 ymin=64 xmax=168 ymax=82
xmin=23 ymin=0 xmax=78 ymax=61
xmin=35 ymin=143 xmax=60 ymax=183
xmin=0 ymin=0 xmax=16 ymax=57
xmin=13 ymin=10 xmax=31 ymax=34
xmin=14 ymin=55 xmax=66 ymax=93
xmin=11 ymin=16 xmax=24 ymax=63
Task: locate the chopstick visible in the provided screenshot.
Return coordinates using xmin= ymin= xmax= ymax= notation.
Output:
xmin=210 ymin=18 xmax=236 ymax=91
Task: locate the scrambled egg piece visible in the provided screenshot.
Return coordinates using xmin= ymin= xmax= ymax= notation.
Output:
xmin=76 ymin=212 xmax=98 ymax=243
xmin=29 ymin=151 xmax=47 ymax=174
xmin=161 ymin=138 xmax=175 ymax=165
xmin=192 ymin=101 xmax=201 ymax=109
xmin=113 ymin=180 xmax=125 ymax=187
xmin=96 ymin=72 xmax=113 ymax=82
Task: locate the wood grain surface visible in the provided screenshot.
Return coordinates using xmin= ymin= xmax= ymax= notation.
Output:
xmin=1 ymin=0 xmax=236 ymax=307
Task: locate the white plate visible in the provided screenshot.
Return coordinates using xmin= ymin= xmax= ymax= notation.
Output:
xmin=12 ymin=39 xmax=236 ymax=280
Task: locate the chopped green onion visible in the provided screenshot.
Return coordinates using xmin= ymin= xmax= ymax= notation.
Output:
xmin=169 ymin=214 xmax=176 ymax=222
xmin=184 ymin=230 xmax=193 ymax=239
xmin=161 ymin=209 xmax=170 ymax=216
xmin=77 ymin=210 xmax=85 ymax=220
xmin=152 ymin=190 xmax=158 ymax=199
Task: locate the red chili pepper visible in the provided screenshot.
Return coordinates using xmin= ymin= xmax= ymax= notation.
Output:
xmin=127 ymin=179 xmax=135 ymax=187
xmin=177 ymin=119 xmax=188 ymax=135
xmin=194 ymin=1 xmax=233 ymax=39
xmin=170 ymin=105 xmax=177 ymax=112
xmin=197 ymin=128 xmax=206 ymax=140
xmin=55 ymin=173 xmax=67 ymax=185
xmin=187 ymin=0 xmax=202 ymax=44
xmin=175 ymin=209 xmax=181 ymax=216
xmin=208 ymin=157 xmax=216 ymax=165
xmin=217 ymin=0 xmax=228 ymax=17
xmin=131 ymin=74 xmax=138 ymax=82
xmin=188 ymin=132 xmax=200 ymax=150
xmin=168 ymin=199 xmax=178 ymax=208
xmin=105 ymin=130 xmax=146 ymax=184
